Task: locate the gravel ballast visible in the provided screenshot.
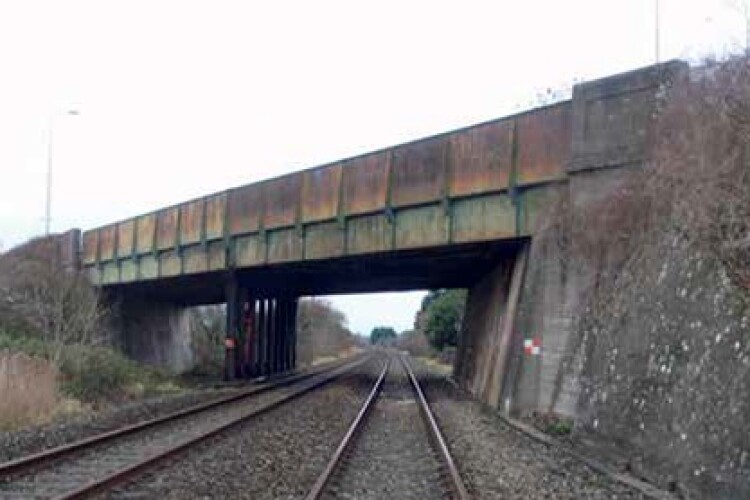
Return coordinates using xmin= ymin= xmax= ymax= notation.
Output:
xmin=0 ymin=387 xmax=244 ymax=463
xmin=1 ymin=353 xmax=668 ymax=499
xmin=321 ymin=357 xmax=447 ymax=500
xmin=107 ymin=357 xmax=383 ymax=499
xmin=418 ymin=366 xmax=648 ymax=499
xmin=0 ymin=359 xmax=354 ymax=466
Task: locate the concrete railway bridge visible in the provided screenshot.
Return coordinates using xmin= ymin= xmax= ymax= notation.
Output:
xmin=58 ymin=61 xmax=686 ymax=415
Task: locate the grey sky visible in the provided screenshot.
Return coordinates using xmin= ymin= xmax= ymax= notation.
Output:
xmin=0 ymin=0 xmax=744 ymax=335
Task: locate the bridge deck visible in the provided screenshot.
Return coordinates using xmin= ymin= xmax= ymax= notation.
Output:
xmin=82 ymin=101 xmax=572 ymax=290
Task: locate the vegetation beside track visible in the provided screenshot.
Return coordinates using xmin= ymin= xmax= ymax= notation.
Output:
xmin=0 ymin=241 xmax=183 ymax=430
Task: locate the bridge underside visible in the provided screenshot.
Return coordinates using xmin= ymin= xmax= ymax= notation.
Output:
xmin=106 ymin=237 xmax=528 ymax=390
xmin=107 ymin=239 xmax=525 ymax=306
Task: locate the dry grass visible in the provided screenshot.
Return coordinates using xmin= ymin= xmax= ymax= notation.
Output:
xmin=0 ymin=350 xmax=60 ymax=430
xmin=650 ymin=56 xmax=750 ymax=292
xmin=419 ymin=356 xmax=453 ymax=376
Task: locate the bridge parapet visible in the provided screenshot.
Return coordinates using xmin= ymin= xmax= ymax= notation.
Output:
xmin=570 ymin=60 xmax=688 ymax=172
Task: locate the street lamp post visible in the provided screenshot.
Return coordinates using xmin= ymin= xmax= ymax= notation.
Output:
xmin=655 ymin=0 xmax=660 ymax=63
xmin=44 ymin=109 xmax=79 ymax=236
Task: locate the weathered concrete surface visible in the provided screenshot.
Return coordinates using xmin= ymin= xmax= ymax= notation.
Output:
xmin=511 ymin=182 xmax=573 ymax=414
xmin=509 ymin=61 xmax=689 ymax=416
xmin=507 ymin=59 xmax=750 ymax=498
xmin=454 ymin=243 xmax=529 ymax=408
xmin=512 ymin=166 xmax=644 ymax=416
xmin=571 ymin=231 xmax=750 ymax=498
xmin=111 ymin=297 xmax=194 ymax=373
xmin=455 ymin=256 xmax=513 ymax=399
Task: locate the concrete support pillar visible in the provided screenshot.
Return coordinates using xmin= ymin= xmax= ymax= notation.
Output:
xmin=113 ymin=296 xmax=193 ymax=373
xmin=455 ymin=245 xmax=529 ymax=409
xmin=455 ymin=260 xmax=512 ymax=398
xmin=488 ymin=244 xmax=529 ymax=409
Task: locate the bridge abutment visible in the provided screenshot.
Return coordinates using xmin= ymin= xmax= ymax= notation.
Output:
xmin=454 ymin=61 xmax=691 ymax=415
xmin=112 ymin=296 xmax=194 ymax=373
xmin=454 ymin=243 xmax=529 ymax=409
xmin=509 ymin=61 xmax=690 ymax=417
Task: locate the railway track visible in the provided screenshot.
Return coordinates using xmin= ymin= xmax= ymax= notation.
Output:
xmin=306 ymin=354 xmax=469 ymax=500
xmin=0 ymin=356 xmax=369 ymax=500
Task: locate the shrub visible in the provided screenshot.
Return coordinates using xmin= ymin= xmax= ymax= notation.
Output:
xmin=0 ymin=328 xmax=49 ymax=358
xmin=58 ymin=345 xmax=168 ymax=402
xmin=547 ymin=419 xmax=573 ymax=436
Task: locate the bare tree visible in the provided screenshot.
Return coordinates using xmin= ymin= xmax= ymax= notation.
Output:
xmin=189 ymin=305 xmax=225 ymax=373
xmin=296 ymin=298 xmax=356 ymax=364
xmin=0 ymin=242 xmax=107 ymax=364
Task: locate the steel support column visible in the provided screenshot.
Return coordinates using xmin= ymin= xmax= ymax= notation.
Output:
xmin=224 ymin=275 xmax=241 ymax=381
xmin=250 ymin=299 xmax=260 ymax=377
xmin=284 ymin=298 xmax=297 ymax=371
xmin=280 ymin=298 xmax=294 ymax=372
xmin=289 ymin=298 xmax=298 ymax=370
xmin=277 ymin=298 xmax=288 ymax=373
xmin=242 ymin=294 xmax=255 ymax=378
xmin=257 ymin=299 xmax=267 ymax=377
xmin=270 ymin=298 xmax=279 ymax=374
xmin=239 ymin=296 xmax=297 ymax=378
xmin=265 ymin=298 xmax=275 ymax=376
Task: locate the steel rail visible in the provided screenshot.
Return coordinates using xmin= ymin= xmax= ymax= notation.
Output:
xmin=53 ymin=356 xmax=369 ymax=500
xmin=0 ymin=355 xmax=360 ymax=480
xmin=401 ymin=355 xmax=470 ymax=500
xmin=305 ymin=359 xmax=390 ymax=500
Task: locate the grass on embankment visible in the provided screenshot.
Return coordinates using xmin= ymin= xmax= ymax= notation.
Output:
xmin=0 ymin=328 xmax=182 ymax=431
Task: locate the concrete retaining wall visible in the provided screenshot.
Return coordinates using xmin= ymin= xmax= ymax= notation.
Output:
xmin=111 ymin=297 xmax=194 ymax=373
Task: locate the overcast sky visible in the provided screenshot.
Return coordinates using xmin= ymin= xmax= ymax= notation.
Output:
xmin=0 ymin=0 xmax=745 ymax=335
